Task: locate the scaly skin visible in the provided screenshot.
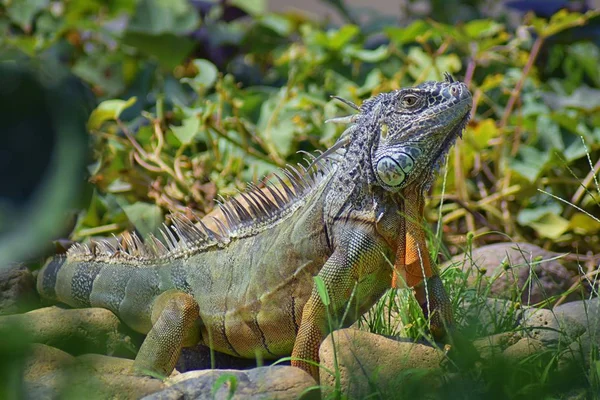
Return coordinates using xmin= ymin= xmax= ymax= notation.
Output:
xmin=37 ymin=74 xmax=472 ymax=381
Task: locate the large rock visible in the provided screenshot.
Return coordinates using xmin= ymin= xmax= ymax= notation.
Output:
xmin=22 ymin=343 xmax=76 ymax=382
xmin=0 ymin=263 xmax=39 ymax=315
xmin=502 ymin=337 xmax=546 ymax=363
xmin=553 ymin=297 xmax=600 ymax=339
xmin=176 ymin=343 xmax=263 ymax=372
xmin=319 ymin=329 xmax=445 ymax=398
xmin=145 ymin=366 xmax=317 ymax=400
xmin=553 ymin=298 xmax=600 ymax=370
xmin=460 ymin=297 xmax=523 ymax=336
xmin=443 ymin=243 xmax=576 ymax=305
xmin=472 ymin=332 xmax=519 ymax=360
xmin=22 ymin=344 xmax=166 ymax=399
xmin=520 ymin=308 xmax=585 ymax=346
xmin=0 ymin=306 xmax=138 ymax=357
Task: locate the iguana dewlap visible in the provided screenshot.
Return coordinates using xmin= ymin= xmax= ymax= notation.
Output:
xmin=38 ymin=74 xmax=472 ymax=380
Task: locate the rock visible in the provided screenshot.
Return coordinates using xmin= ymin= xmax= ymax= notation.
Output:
xmin=502 ymin=338 xmax=545 ymax=362
xmin=22 ymin=345 xmax=166 ymax=399
xmin=443 ymin=242 xmax=575 ymax=305
xmin=176 ymin=343 xmax=264 ymax=372
xmin=0 ymin=263 xmax=39 ymax=315
xmin=319 ymin=329 xmax=445 ymax=398
xmin=472 ymin=332 xmax=519 ymax=360
xmin=76 ymin=353 xmax=142 ymax=375
xmin=22 ymin=344 xmax=75 ymax=382
xmin=553 ymin=297 xmax=600 ymax=339
xmin=0 ymin=306 xmax=138 ymax=357
xmin=520 ymin=308 xmax=585 ymax=346
xmin=460 ymin=297 xmax=523 ymax=336
xmin=554 ymin=298 xmax=600 ymax=371
xmin=146 ymin=366 xmax=317 ymax=400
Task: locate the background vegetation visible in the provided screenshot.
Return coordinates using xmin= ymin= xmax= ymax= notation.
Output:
xmin=1 ymin=0 xmax=599 ymax=258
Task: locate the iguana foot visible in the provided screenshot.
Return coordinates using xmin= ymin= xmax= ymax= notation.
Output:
xmin=133 ymin=291 xmax=200 ymax=378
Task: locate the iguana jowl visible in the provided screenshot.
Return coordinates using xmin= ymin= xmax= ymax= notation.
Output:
xmin=37 ymin=74 xmax=472 ymax=380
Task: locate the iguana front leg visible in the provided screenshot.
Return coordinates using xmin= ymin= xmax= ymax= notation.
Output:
xmin=133 ymin=291 xmax=201 ymax=377
xmin=291 ymin=226 xmax=390 ymax=380
xmin=392 ymin=187 xmax=454 ymax=339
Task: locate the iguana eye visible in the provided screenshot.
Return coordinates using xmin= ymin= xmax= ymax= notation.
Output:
xmin=402 ymin=94 xmax=418 ymax=107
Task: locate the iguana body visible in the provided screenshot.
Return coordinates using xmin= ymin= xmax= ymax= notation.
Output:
xmin=37 ymin=75 xmax=472 ymax=380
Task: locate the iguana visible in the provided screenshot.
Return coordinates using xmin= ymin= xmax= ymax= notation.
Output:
xmin=37 ymin=74 xmax=472 ymax=381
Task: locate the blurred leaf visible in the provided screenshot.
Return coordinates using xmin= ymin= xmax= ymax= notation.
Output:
xmin=517 ymin=203 xmax=562 ymax=225
xmin=315 ymin=25 xmax=359 ymax=50
xmin=122 ymin=32 xmax=196 ymax=69
xmin=230 ymin=0 xmax=265 ymax=16
xmin=406 ymin=47 xmax=461 ymax=82
xmin=171 ymin=116 xmax=200 ymax=145
xmin=528 ymin=213 xmax=570 ymax=239
xmin=463 ymin=19 xmax=503 ymax=39
xmin=71 ymin=57 xmax=125 ymax=97
xmin=127 ymin=0 xmax=199 ymax=35
xmin=182 ymin=59 xmax=218 ymax=92
xmin=88 ymin=97 xmax=137 ymax=129
xmin=569 ymin=212 xmax=600 ymax=235
xmin=509 ymin=145 xmax=550 ymax=182
xmin=121 ymin=202 xmax=163 ymax=238
xmin=531 ymin=9 xmax=599 ymax=38
xmin=384 ymin=20 xmax=429 ymax=44
xmin=518 ymin=204 xmax=569 ymax=239
xmin=469 ymin=119 xmax=498 ymax=149
xmin=257 ymin=95 xmax=297 ymax=158
xmin=259 ymin=14 xmax=293 ymax=36
xmin=542 ymin=86 xmax=600 ymax=111
xmin=343 ymin=45 xmax=389 ymax=63
xmin=5 ymin=0 xmax=49 ymax=31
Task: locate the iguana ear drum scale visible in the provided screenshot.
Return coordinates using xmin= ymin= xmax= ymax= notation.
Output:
xmin=38 ymin=74 xmax=472 ymax=381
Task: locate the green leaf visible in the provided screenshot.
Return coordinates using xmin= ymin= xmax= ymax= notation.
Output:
xmin=122 ymin=32 xmax=196 ymax=70
xmin=121 ymin=202 xmax=163 ymax=238
xmin=230 ymin=0 xmax=266 ymax=16
xmin=257 ymin=96 xmax=297 ymax=158
xmin=539 ymin=9 xmax=599 ymax=38
xmin=258 ymin=14 xmax=293 ymax=36
xmin=315 ymin=25 xmax=359 ymax=51
xmin=127 ymin=0 xmax=199 ymax=35
xmin=171 ymin=116 xmax=200 ymax=145
xmin=570 ymin=212 xmax=600 ymax=234
xmin=463 ymin=19 xmax=503 ymax=39
xmin=314 ymin=276 xmax=330 ymax=306
xmin=469 ymin=119 xmax=498 ymax=149
xmin=88 ymin=97 xmax=137 ymax=130
xmin=6 ymin=0 xmax=49 ymax=31
xmin=385 ymin=20 xmax=429 ymax=44
xmin=517 ymin=203 xmax=562 ymax=225
xmin=406 ymin=47 xmax=461 ymax=82
xmin=508 ymin=145 xmax=550 ymax=182
xmin=542 ymin=86 xmax=600 ymax=111
xmin=343 ymin=45 xmax=389 ymax=63
xmin=181 ymin=59 xmax=218 ymax=92
xmin=528 ymin=213 xmax=570 ymax=239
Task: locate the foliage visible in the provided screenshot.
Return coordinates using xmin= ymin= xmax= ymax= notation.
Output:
xmin=3 ymin=0 xmax=599 ymax=257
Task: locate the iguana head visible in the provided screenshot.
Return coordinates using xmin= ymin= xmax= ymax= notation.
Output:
xmin=366 ymin=73 xmax=472 ymax=191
